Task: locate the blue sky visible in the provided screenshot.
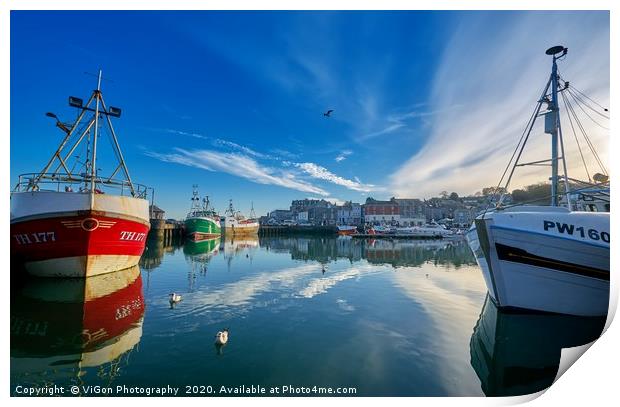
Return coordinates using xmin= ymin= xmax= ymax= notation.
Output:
xmin=10 ymin=11 xmax=609 ymax=219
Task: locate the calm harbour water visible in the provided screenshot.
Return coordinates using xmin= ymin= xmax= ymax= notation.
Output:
xmin=10 ymin=236 xmax=605 ymax=397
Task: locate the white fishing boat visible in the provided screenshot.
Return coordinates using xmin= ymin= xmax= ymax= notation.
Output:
xmin=221 ymin=200 xmax=259 ymax=236
xmin=467 ymin=46 xmax=610 ymax=316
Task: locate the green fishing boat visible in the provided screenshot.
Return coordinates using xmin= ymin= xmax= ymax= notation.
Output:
xmin=185 ymin=186 xmax=221 ymax=240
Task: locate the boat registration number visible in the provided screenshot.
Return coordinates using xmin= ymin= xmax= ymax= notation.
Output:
xmin=543 ymin=220 xmax=610 ymax=243
xmin=13 ymin=232 xmax=56 ymax=245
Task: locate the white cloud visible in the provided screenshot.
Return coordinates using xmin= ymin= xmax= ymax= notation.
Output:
xmin=162 ymin=128 xmax=208 ymax=139
xmin=390 ymin=12 xmax=609 ymax=198
xmin=335 ymin=149 xmax=353 ymax=162
xmin=146 ymin=148 xmax=329 ymax=196
xmin=214 ymin=138 xmax=277 ymax=160
xmin=294 ymin=162 xmax=377 ymax=193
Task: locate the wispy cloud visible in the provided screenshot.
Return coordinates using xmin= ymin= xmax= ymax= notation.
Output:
xmin=146 ymin=148 xmax=329 ymax=196
xmin=213 ymin=138 xmax=276 ymax=160
xmin=335 ymin=150 xmax=353 ymax=162
xmin=358 ymin=105 xmax=456 ymax=142
xmin=295 ymin=162 xmax=377 ymax=193
xmin=162 ymin=128 xmax=209 ymax=139
xmin=390 ymin=12 xmax=609 ymax=197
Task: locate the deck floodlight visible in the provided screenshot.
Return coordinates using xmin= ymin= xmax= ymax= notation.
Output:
xmin=68 ymin=96 xmax=83 ymax=108
xmin=108 ymin=106 xmax=122 ymax=117
xmin=45 ymin=112 xmax=58 ymax=119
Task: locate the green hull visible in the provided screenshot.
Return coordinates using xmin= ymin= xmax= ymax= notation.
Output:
xmin=185 ymin=216 xmax=221 ymax=239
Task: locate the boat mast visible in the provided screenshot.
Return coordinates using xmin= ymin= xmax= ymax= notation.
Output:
xmin=190 ymin=184 xmax=200 ymax=212
xmin=546 ymin=46 xmax=568 ymax=207
xmin=91 ymin=70 xmax=102 ymax=195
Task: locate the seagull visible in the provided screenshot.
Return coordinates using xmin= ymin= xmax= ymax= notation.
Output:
xmin=323 ymin=109 xmax=334 ymax=117
xmin=215 ymin=328 xmax=229 ymax=346
xmin=169 ymin=293 xmax=182 ymax=303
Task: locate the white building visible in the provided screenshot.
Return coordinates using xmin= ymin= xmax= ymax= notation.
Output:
xmin=296 ymin=211 xmax=309 ymax=223
xmin=337 ymin=202 xmax=362 ymax=225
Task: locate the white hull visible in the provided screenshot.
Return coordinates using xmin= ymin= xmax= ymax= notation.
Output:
xmin=24 ymin=255 xmax=142 ymax=278
xmin=397 ymin=226 xmax=452 ymax=238
xmin=467 ymin=207 xmax=609 ymax=316
xmin=221 ymin=217 xmax=259 ymax=235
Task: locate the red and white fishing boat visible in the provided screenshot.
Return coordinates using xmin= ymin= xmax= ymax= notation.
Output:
xmin=11 ymin=71 xmax=150 ymax=278
xmin=337 ymin=225 xmax=358 ymax=236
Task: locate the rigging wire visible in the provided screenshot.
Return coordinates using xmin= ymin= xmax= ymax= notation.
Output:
xmin=566 ymin=87 xmax=610 ymax=120
xmin=566 ymin=88 xmax=610 ymax=130
xmin=482 ymin=77 xmax=552 ymax=214
xmin=558 ymin=77 xmax=610 ymax=120
xmin=568 ymin=82 xmax=610 ymax=113
xmin=560 ymin=90 xmax=592 ymax=182
xmin=563 ymin=94 xmax=608 ymax=175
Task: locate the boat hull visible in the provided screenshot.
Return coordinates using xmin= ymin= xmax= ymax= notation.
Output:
xmin=223 ymin=225 xmax=259 ymax=236
xmin=185 ymin=216 xmax=221 ymax=240
xmin=11 ymin=191 xmax=150 ymax=278
xmin=468 ymin=208 xmax=609 ymax=316
xmin=221 ymin=217 xmax=259 ymax=236
xmin=337 ymin=226 xmax=358 ymax=236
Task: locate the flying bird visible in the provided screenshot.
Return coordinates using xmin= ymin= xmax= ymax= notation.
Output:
xmin=323 ymin=109 xmax=334 ymax=117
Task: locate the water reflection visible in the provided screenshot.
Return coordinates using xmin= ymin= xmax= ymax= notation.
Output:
xmin=140 ymin=236 xmax=183 ymax=270
xmin=260 ymin=236 xmax=476 ymax=268
xmin=11 ymin=266 xmax=144 ymax=390
xmin=470 ymin=296 xmax=606 ymax=396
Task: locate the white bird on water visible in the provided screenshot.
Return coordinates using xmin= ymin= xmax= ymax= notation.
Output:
xmin=169 ymin=293 xmax=182 ymax=303
xmin=215 ymin=328 xmax=229 ymax=346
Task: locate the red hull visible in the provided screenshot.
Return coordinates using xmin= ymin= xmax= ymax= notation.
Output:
xmin=11 ymin=212 xmax=149 ymax=277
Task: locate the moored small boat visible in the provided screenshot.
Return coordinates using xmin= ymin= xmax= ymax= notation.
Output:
xmin=337 ymin=225 xmax=358 ymax=236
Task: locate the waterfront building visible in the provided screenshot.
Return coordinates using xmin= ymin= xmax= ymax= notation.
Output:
xmin=296 ymin=211 xmax=309 ymax=223
xmin=363 ymin=197 xmax=400 ymax=225
xmin=308 ymin=206 xmax=337 ymax=225
xmin=394 ymin=198 xmax=425 ymax=226
xmin=337 ymin=201 xmax=362 ymax=225
xmin=268 ymin=209 xmax=294 ymax=223
xmin=290 ymin=198 xmax=333 ymax=213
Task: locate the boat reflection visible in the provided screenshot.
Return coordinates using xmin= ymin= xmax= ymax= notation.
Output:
xmin=222 ymin=236 xmax=259 ymax=255
xmin=11 ymin=265 xmax=144 ymax=387
xmin=259 ymin=236 xmax=476 ymax=268
xmin=470 ymin=295 xmax=606 ymax=396
xmin=184 ymin=237 xmax=221 ymax=289
xmin=184 ymin=237 xmax=221 ymax=259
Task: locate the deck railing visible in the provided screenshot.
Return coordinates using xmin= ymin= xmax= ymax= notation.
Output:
xmin=13 ymin=173 xmax=150 ymax=199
